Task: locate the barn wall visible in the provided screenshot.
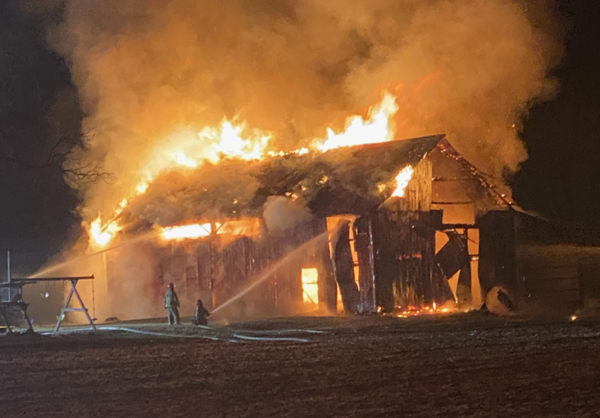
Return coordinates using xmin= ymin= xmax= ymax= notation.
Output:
xmin=372 ymin=210 xmax=451 ymax=311
xmin=368 ymin=151 xmax=491 ymax=312
xmin=372 ymin=157 xmax=437 ymax=311
xmin=103 ymin=216 xmax=333 ymax=321
xmin=430 ymin=148 xmax=475 ymax=225
xmin=106 ymin=241 xmax=164 ymax=320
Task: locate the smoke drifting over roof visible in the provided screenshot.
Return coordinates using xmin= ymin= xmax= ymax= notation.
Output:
xmin=28 ymin=0 xmax=564 ymax=222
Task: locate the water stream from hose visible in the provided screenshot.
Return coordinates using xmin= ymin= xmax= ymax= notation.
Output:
xmin=211 ymin=232 xmax=329 ymax=315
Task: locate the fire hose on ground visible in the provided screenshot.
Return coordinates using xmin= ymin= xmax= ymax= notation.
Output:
xmin=41 ymin=324 xmax=318 ymax=343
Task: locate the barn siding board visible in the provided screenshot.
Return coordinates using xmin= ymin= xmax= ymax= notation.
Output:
xmin=354 ymin=215 xmax=377 ymax=313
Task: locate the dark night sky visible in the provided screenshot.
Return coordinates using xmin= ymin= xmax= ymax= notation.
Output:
xmin=0 ymin=1 xmax=80 ymax=271
xmin=513 ymin=1 xmax=600 ymax=227
xmin=0 ymin=0 xmax=599 ymax=273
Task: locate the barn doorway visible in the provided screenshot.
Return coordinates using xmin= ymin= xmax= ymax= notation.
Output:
xmin=301 ymin=268 xmax=319 ymax=306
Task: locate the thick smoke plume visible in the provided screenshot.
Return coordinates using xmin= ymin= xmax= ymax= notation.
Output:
xmin=263 ymin=196 xmax=312 ymax=233
xmin=31 ymin=0 xmax=563 ymax=222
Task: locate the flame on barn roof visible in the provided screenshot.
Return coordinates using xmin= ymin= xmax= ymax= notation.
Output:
xmin=119 ymin=134 xmax=515 ymax=231
xmin=121 ymin=135 xmax=441 ymax=228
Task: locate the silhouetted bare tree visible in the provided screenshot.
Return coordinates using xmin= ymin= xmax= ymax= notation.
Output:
xmin=1 ymin=132 xmax=109 ymax=183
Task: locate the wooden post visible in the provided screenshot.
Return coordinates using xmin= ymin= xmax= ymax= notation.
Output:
xmin=54 ymin=279 xmax=97 ymax=332
xmin=6 ymin=250 xmax=11 ymax=302
xmin=6 ymin=250 xmax=10 ymax=284
xmin=317 ymin=229 xmax=336 ymax=312
xmin=368 ymin=217 xmax=377 ymax=312
xmin=354 ymin=215 xmax=377 ymax=314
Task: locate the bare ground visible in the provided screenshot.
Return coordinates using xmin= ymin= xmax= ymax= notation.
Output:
xmin=1 ymin=314 xmax=600 ymax=417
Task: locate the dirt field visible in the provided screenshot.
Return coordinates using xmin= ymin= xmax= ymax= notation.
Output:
xmin=2 ymin=314 xmax=600 ymax=417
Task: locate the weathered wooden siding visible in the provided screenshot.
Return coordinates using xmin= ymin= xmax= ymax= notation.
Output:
xmin=354 ymin=215 xmax=377 ymax=313
xmin=391 ymin=158 xmax=432 ymax=212
xmin=145 ymin=216 xmax=331 ymax=318
xmin=372 ymin=210 xmax=451 ymax=311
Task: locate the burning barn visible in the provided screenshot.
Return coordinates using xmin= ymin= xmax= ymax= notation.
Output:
xmin=20 ymin=133 xmax=600 ymax=325
xmin=89 ymin=134 xmax=520 ymax=321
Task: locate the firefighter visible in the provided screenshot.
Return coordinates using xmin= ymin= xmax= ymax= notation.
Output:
xmin=192 ymin=299 xmax=210 ymax=326
xmin=163 ymin=283 xmax=180 ymax=325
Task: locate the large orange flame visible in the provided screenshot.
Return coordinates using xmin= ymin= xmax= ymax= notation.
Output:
xmin=160 ymin=223 xmax=212 ymax=241
xmin=392 ymin=166 xmax=415 ymax=198
xmin=89 ymin=217 xmax=123 ymax=249
xmin=315 ymin=92 xmax=399 ymax=152
xmin=158 ymin=218 xmax=260 ymax=242
xmin=135 ymin=119 xmax=271 ymax=200
xmin=88 ymin=119 xmax=271 ymax=248
xmin=88 ymin=92 xmax=402 ymax=249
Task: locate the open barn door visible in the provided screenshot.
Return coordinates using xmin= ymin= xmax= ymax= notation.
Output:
xmin=331 ymin=219 xmax=360 ymax=313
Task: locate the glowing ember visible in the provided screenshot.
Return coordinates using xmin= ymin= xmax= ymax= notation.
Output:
xmin=315 ymin=92 xmax=399 ymax=152
xmin=393 ymin=302 xmax=459 ymax=318
xmin=392 ymin=166 xmax=414 ymax=197
xmin=570 ymin=315 xmax=578 ymax=322
xmin=161 ymin=223 xmax=212 ymax=241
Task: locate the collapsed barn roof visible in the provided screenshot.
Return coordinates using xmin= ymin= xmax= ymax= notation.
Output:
xmin=120 ymin=134 xmax=512 ymax=231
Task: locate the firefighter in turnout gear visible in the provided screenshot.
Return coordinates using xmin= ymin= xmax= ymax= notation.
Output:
xmin=192 ymin=299 xmax=210 ymax=326
xmin=164 ymin=283 xmax=180 ymax=325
